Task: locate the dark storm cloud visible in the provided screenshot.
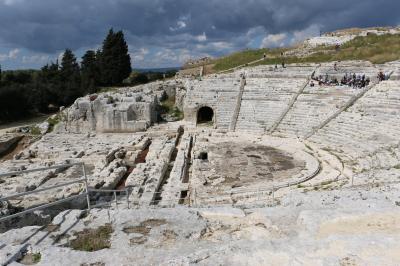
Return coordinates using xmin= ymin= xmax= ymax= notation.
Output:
xmin=0 ymin=0 xmax=399 ymax=67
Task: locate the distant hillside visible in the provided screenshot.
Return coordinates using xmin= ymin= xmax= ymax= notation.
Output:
xmin=212 ymin=33 xmax=400 ymax=72
xmin=134 ymin=67 xmax=181 ymax=73
xmin=177 ymin=27 xmax=400 ymax=74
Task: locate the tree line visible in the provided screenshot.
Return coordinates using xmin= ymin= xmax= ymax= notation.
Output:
xmin=0 ymin=29 xmax=131 ymax=122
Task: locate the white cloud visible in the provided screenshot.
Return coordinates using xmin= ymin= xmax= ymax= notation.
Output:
xmin=57 ymin=52 xmax=64 ymax=63
xmin=196 ymin=32 xmax=207 ymax=42
xmin=290 ymin=24 xmax=321 ymax=44
xmin=130 ymin=48 xmax=149 ymax=62
xmin=22 ymin=54 xmax=49 ymax=64
xmin=0 ymin=0 xmax=24 ymax=6
xmin=0 ymin=48 xmax=20 ymax=61
xmin=9 ymin=48 xmax=19 ymax=59
xmin=169 ymin=20 xmax=187 ymax=31
xmin=210 ymin=41 xmax=233 ymax=51
xmin=261 ymin=33 xmax=287 ymax=48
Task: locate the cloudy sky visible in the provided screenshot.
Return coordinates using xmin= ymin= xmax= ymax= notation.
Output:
xmin=0 ymin=0 xmax=399 ymax=70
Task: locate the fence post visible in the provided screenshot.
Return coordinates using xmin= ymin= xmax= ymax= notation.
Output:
xmin=126 ymin=187 xmax=130 ymax=209
xmin=272 ymin=185 xmax=275 ymax=206
xmin=82 ymin=163 xmax=91 ymax=211
xmin=193 ymin=188 xmax=197 ymax=207
xmin=114 ymin=191 xmax=118 ymax=209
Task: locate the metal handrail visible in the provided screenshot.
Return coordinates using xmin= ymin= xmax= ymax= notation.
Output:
xmin=0 ymin=162 xmax=91 ymax=223
xmin=0 ymin=178 xmax=86 ymax=202
xmin=89 ymin=188 xmax=131 ymax=210
xmin=89 ymin=188 xmax=127 ymax=193
xmin=0 ymin=194 xmax=86 ymax=223
xmin=0 ymin=162 xmax=83 ymax=178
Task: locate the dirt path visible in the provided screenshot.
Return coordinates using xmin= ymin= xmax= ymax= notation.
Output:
xmin=0 ymin=115 xmax=50 ymax=135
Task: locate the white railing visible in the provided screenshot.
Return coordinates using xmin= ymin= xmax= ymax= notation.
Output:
xmin=89 ymin=188 xmax=131 ymax=209
xmin=0 ymin=156 xmax=320 ymax=217
xmin=0 ymin=162 xmax=90 ymax=223
xmin=88 ymin=189 xmax=191 ymax=209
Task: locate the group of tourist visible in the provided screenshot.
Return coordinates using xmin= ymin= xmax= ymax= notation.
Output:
xmin=377 ymin=71 xmax=390 ymax=81
xmin=311 ymin=73 xmax=370 ymax=88
xmin=340 ymin=73 xmax=370 ymax=88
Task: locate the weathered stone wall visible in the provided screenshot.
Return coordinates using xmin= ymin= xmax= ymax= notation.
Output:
xmin=183 ymin=76 xmax=242 ymax=128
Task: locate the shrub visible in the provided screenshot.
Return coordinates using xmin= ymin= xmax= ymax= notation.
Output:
xmin=69 ymin=224 xmax=113 ymax=252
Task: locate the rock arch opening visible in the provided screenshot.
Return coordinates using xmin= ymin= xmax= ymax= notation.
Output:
xmin=197 ymin=106 xmax=214 ymax=125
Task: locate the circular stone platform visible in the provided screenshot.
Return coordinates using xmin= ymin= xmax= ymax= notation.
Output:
xmin=190 ymin=134 xmax=320 ymax=205
xmin=205 ymin=141 xmax=305 ymax=185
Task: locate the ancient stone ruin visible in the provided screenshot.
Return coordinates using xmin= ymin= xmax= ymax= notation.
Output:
xmin=1 ymin=54 xmax=400 ymax=264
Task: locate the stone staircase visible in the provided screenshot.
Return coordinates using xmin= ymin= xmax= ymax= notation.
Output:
xmin=229 ymin=76 xmax=246 ymax=131
xmin=235 ymin=78 xmax=307 ymax=133
xmin=268 ymin=78 xmax=310 ymax=134
xmin=274 ymin=84 xmax=359 ymax=138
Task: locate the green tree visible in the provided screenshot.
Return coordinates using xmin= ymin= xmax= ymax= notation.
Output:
xmin=81 ymin=50 xmax=100 ymax=94
xmin=98 ymin=29 xmax=132 ymax=86
xmin=60 ymin=49 xmax=81 ymax=104
xmin=0 ymin=85 xmax=32 ymax=121
xmin=34 ymin=62 xmax=61 ymax=112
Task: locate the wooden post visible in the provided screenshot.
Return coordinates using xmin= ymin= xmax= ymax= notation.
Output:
xmin=126 ymin=188 xmax=130 ymax=209
xmin=82 ymin=163 xmax=91 ymax=211
xmin=272 ymin=185 xmax=275 ymax=205
xmin=114 ymin=191 xmax=118 ymax=209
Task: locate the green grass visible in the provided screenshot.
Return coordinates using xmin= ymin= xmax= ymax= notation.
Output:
xmin=212 ymin=33 xmax=400 ymax=72
xmin=30 ymin=126 xmax=41 ymax=135
xmin=213 ymin=47 xmax=290 ymax=71
xmin=47 ymin=114 xmax=62 ymax=132
xmin=32 ymin=253 xmax=41 ymax=263
xmin=69 ymin=224 xmax=113 ymax=252
xmin=97 ymin=87 xmax=119 ymax=93
xmin=160 ymin=96 xmax=184 ymax=120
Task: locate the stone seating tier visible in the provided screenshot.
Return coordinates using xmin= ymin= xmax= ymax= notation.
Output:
xmin=235 ymin=78 xmax=306 ymax=132
xmin=309 ymin=81 xmax=400 ymax=161
xmin=275 ymin=85 xmax=359 ymax=137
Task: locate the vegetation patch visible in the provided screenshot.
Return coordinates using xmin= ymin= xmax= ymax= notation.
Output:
xmin=160 ymin=96 xmax=183 ymax=121
xmin=212 ymin=33 xmax=400 ymax=72
xmin=47 ymin=114 xmax=62 ymax=132
xmin=97 ymin=87 xmax=119 ymax=94
xmin=123 ymin=219 xmax=167 ymax=235
xmin=29 ymin=126 xmax=41 ymax=135
xmin=0 ymin=29 xmax=132 ymax=123
xmin=68 ymin=224 xmax=113 ymax=252
xmin=17 ymin=252 xmax=41 ymax=265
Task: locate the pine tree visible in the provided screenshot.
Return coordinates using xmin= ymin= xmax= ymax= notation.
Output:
xmin=35 ymin=62 xmax=61 ymax=111
xmin=81 ymin=50 xmax=100 ymax=94
xmin=60 ymin=49 xmax=81 ymax=104
xmin=98 ymin=29 xmax=132 ymax=86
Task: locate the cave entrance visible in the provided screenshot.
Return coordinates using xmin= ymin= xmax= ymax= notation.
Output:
xmin=197 ymin=106 xmax=214 ymax=125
